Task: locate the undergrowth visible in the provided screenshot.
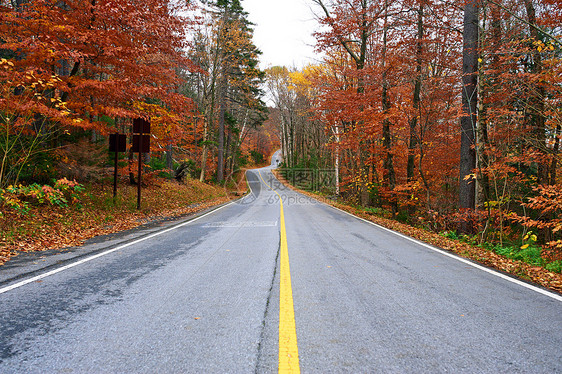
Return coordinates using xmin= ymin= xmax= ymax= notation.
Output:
xmin=0 ymin=177 xmax=230 ymax=265
xmin=441 ymin=231 xmax=562 ymax=274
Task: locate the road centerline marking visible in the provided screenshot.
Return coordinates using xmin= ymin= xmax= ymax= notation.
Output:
xmin=259 ymin=170 xmax=300 ymax=373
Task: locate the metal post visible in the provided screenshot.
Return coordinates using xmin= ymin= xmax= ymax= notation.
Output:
xmin=113 ymin=150 xmax=118 ymax=201
xmin=137 ymin=133 xmax=142 ymax=210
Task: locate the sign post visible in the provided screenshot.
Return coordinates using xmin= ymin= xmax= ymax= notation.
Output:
xmin=132 ymin=118 xmax=151 ymax=210
xmin=109 ymin=133 xmax=127 ymax=201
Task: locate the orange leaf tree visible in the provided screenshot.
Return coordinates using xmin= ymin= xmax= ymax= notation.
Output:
xmin=0 ymin=0 xmax=199 ymax=186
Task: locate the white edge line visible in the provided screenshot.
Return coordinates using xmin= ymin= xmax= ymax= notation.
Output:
xmin=327 ymin=203 xmax=562 ymax=302
xmin=240 ymin=170 xmax=252 ymax=202
xmin=266 ymin=170 xmax=562 ymax=303
xmin=0 ymin=200 xmax=237 ymax=295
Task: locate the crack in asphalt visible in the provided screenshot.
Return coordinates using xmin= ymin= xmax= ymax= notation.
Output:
xmin=254 ymin=228 xmax=281 ymax=374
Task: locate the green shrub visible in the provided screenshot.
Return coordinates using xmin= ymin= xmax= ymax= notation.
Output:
xmin=441 ymin=230 xmax=555 ymax=270
xmin=510 ymin=245 xmax=545 ymax=267
xmin=396 ymin=210 xmax=409 ymax=224
xmin=441 ymin=230 xmax=459 ymax=240
xmin=546 ymin=260 xmax=562 ymax=274
xmin=0 ymin=178 xmax=85 ymax=214
xmin=250 ymin=150 xmax=264 ymax=164
xmin=148 ymin=156 xmax=168 ymax=172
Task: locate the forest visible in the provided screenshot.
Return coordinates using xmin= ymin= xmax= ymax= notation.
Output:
xmin=1 ymin=0 xmax=561 ymax=275
xmin=0 ymin=0 xmax=279 ymax=262
xmin=0 ymin=0 xmax=279 ymax=200
xmin=271 ymin=0 xmax=562 ymax=272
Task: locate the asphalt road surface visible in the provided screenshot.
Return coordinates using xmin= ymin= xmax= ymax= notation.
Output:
xmin=1 ymin=153 xmax=561 ymax=373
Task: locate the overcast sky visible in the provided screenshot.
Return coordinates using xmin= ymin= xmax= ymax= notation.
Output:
xmin=240 ymin=0 xmax=320 ymax=69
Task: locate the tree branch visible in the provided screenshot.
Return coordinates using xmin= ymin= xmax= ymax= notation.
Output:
xmin=312 ymin=0 xmax=361 ymax=65
xmin=485 ymin=0 xmax=561 ymax=46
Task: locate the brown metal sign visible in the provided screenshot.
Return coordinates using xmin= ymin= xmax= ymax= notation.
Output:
xmin=133 ymin=118 xmax=151 ymax=134
xmin=132 ymin=134 xmax=150 ymax=153
xmin=109 ymin=133 xmax=127 ymax=152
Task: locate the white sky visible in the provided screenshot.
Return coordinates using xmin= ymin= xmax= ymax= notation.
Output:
xmin=241 ymin=0 xmax=320 ymax=69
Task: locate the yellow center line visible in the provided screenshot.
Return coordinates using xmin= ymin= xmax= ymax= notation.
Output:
xmin=258 ymin=170 xmax=300 ymax=374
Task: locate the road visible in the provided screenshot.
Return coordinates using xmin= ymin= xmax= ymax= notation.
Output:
xmin=0 ymin=154 xmax=561 ymax=373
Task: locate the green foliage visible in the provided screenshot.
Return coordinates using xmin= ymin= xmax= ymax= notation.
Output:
xmin=237 ymin=153 xmax=248 ymax=167
xmin=441 ymin=230 xmax=459 ymax=240
xmin=225 ymin=111 xmax=238 ymax=132
xmin=249 ymin=150 xmax=264 ymax=164
xmin=396 ymin=210 xmax=409 ymax=224
xmin=17 ymin=150 xmax=60 ymax=185
xmin=148 ymin=156 xmax=168 ymax=171
xmin=0 ymin=187 xmax=31 ymax=214
xmin=519 ymin=231 xmax=538 ymax=250
xmin=0 ymin=178 xmax=85 ymax=214
xmin=146 ymin=155 xmax=179 ymax=179
xmin=214 ymin=0 xmax=244 ymax=12
xmin=495 ymin=244 xmax=545 ymax=267
xmin=546 ymin=260 xmax=562 ymax=274
xmin=364 ymin=206 xmax=391 ymax=217
xmin=99 ymin=115 xmax=116 ymax=127
xmin=440 ymin=229 xmax=559 ymax=271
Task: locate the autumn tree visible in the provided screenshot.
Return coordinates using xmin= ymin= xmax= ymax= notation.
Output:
xmin=267 ymin=65 xmax=329 ymax=171
xmin=188 ymin=0 xmax=266 ymax=183
xmin=0 ymin=0 xmax=199 ymax=186
xmin=475 ymin=0 xmax=562 ymax=242
xmin=300 ymin=0 xmax=562 ymax=252
xmin=458 ymin=0 xmax=479 ymax=234
xmin=310 ymin=0 xmax=462 ymax=215
xmin=313 ymin=0 xmax=392 ymax=207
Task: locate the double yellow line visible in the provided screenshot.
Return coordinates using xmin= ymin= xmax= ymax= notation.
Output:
xmin=259 ymin=171 xmax=300 ymax=373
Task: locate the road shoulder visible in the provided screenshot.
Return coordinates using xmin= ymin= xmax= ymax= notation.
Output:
xmin=0 ymin=199 xmax=235 ymax=289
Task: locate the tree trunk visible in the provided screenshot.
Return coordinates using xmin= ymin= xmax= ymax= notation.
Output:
xmin=199 ymin=122 xmax=208 ymax=182
xmin=217 ymin=74 xmax=226 ymax=183
xmin=335 ymin=133 xmax=340 ymax=196
xmin=523 ymin=0 xmax=548 ymax=185
xmin=166 ymin=143 xmax=173 ymax=171
xmin=407 ymin=3 xmax=424 ymax=215
xmin=225 ymin=128 xmax=231 ymax=178
xmin=407 ymin=3 xmax=423 ymax=185
xmin=550 ymin=125 xmax=560 ymax=185
xmin=382 ymin=0 xmax=396 ymax=217
xmin=458 ymin=0 xmax=479 ymax=234
xmin=128 ymin=148 xmax=136 ymax=185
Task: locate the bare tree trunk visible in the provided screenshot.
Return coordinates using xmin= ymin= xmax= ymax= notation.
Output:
xmin=225 ymin=128 xmax=231 ymax=177
xmin=334 ymin=129 xmax=340 ymax=196
xmin=199 ymin=122 xmax=208 ymax=182
xmin=407 ymin=3 xmax=424 ymax=215
xmin=166 ymin=143 xmax=173 ymax=171
xmin=217 ymin=73 xmax=226 ymax=183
